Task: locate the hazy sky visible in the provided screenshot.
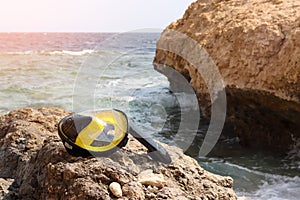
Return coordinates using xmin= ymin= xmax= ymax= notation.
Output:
xmin=0 ymin=0 xmax=195 ymax=32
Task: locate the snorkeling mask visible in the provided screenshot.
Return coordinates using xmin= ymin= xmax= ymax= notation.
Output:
xmin=58 ymin=109 xmax=172 ymax=164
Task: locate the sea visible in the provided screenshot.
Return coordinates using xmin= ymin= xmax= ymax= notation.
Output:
xmin=0 ymin=32 xmax=299 ymax=199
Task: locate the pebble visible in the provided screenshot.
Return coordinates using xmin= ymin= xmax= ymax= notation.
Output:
xmin=109 ymin=182 xmax=122 ymax=198
xmin=138 ymin=169 xmax=166 ymax=188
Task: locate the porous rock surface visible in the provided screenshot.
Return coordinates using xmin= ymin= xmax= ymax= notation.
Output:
xmin=0 ymin=108 xmax=237 ymax=199
xmin=154 ymin=0 xmax=300 ymax=150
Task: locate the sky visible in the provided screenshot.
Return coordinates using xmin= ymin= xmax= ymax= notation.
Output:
xmin=0 ymin=0 xmax=195 ymax=32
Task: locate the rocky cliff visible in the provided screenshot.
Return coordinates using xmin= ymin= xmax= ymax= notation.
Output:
xmin=154 ymin=0 xmax=300 ymax=151
xmin=0 ymin=108 xmax=237 ymax=199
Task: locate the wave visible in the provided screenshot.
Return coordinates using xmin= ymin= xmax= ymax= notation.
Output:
xmin=221 ymin=162 xmax=300 ymax=200
xmin=0 ymin=50 xmax=35 ymax=55
xmin=0 ymin=49 xmax=95 ymax=56
xmin=239 ymin=176 xmax=300 ymax=200
xmin=0 ymin=47 xmax=158 ymax=57
xmin=49 ymin=50 xmax=94 ymax=56
xmin=0 ymin=48 xmax=157 ymax=57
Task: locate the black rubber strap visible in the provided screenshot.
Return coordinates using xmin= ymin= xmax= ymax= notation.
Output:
xmin=128 ymin=123 xmax=172 ymax=164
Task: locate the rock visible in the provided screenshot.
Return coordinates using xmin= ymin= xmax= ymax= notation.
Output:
xmin=109 ymin=182 xmax=122 ymax=198
xmin=0 ymin=178 xmax=14 ymax=198
xmin=154 ymin=0 xmax=300 ymax=151
xmin=0 ymin=108 xmax=237 ymax=199
xmin=0 ymin=178 xmax=18 ymax=199
xmin=122 ymin=182 xmax=145 ymax=199
xmin=0 ymin=107 xmax=71 ymax=178
xmin=137 ymin=170 xmax=166 ymax=188
xmin=157 ymin=187 xmax=187 ymax=200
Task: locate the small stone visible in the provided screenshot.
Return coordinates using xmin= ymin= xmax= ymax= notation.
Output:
xmin=109 ymin=182 xmax=122 ymax=198
xmin=138 ymin=170 xmax=166 ymax=188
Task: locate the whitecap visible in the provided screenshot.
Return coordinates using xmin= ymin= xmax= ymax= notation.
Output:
xmin=49 ymin=49 xmax=94 ymax=56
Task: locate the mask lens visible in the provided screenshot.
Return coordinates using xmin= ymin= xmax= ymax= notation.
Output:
xmin=89 ymin=122 xmax=115 ymax=147
xmin=71 ymin=109 xmax=128 ymax=152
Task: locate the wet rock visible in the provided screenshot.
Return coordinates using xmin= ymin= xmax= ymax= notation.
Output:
xmin=0 ymin=108 xmax=237 ymax=199
xmin=154 ymin=0 xmax=300 ymax=151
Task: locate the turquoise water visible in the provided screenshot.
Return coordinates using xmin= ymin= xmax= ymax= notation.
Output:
xmin=0 ymin=33 xmax=299 ymax=199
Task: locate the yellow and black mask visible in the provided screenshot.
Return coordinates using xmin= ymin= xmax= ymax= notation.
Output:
xmin=58 ymin=109 xmax=172 ymax=164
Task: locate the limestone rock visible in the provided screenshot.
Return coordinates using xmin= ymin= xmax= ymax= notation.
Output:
xmin=154 ymin=0 xmax=300 ymax=151
xmin=0 ymin=108 xmax=237 ymax=199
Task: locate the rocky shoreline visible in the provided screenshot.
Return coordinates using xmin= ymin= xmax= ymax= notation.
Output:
xmin=0 ymin=108 xmax=237 ymax=199
xmin=154 ymin=0 xmax=300 ymax=151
